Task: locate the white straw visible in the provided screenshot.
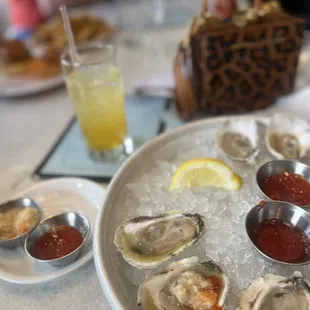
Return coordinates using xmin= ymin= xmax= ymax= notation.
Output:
xmin=60 ymin=6 xmax=79 ymax=65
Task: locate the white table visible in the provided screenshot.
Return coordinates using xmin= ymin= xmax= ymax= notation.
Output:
xmin=1 ymin=2 xmax=310 ymax=309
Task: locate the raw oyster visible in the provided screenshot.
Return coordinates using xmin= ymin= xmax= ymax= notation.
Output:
xmin=216 ymin=119 xmax=259 ymax=163
xmin=266 ymin=114 xmax=310 ymax=160
xmin=138 ymin=256 xmax=229 ymax=310
xmin=236 ymin=271 xmax=310 ymax=310
xmin=114 ymin=212 xmax=205 ymax=269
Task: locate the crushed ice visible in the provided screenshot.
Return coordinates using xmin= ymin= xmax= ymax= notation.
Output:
xmin=119 ymin=124 xmax=310 ymax=308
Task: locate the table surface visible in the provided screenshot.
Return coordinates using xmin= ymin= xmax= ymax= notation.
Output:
xmin=2 ymin=2 xmax=310 ymax=309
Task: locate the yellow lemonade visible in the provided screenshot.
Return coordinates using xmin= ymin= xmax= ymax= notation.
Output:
xmin=66 ymin=66 xmax=128 ymax=152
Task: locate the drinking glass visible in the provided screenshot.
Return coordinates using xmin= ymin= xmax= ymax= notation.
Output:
xmin=61 ymin=42 xmax=132 ymax=161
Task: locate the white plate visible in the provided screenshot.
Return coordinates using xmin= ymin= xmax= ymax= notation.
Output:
xmin=0 ymin=74 xmax=64 ymax=98
xmin=0 ymin=177 xmax=105 ymax=284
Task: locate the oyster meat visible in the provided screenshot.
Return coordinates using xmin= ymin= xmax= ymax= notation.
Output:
xmin=266 ymin=113 xmax=310 ymax=160
xmin=114 ymin=213 xmax=205 ymax=269
xmin=216 ymin=119 xmax=259 ymax=163
xmin=236 ymin=271 xmax=310 ymax=310
xmin=138 ymin=256 xmax=229 ymax=310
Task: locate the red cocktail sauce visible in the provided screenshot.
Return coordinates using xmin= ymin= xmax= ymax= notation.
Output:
xmin=34 ymin=225 xmax=83 ymax=260
xmin=262 ymin=172 xmax=310 ymax=206
xmin=253 ymin=219 xmax=310 ymax=263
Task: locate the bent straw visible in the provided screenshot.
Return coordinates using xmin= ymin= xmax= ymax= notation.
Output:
xmin=60 ymin=5 xmax=79 ymax=65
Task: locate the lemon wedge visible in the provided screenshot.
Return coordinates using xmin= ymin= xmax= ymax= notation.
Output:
xmin=169 ymin=158 xmax=242 ymax=191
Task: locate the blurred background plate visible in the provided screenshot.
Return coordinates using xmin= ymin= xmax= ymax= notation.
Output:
xmin=0 ymin=74 xmax=64 ymax=99
xmin=0 ymin=4 xmax=116 ymax=99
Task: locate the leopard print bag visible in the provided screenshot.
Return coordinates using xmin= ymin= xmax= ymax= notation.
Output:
xmin=174 ymin=1 xmax=304 ymax=120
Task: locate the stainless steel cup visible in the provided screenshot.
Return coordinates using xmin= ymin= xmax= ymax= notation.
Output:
xmin=25 ymin=212 xmax=90 ymax=267
xmin=0 ymin=198 xmax=42 ymax=249
xmin=245 ymin=201 xmax=310 ymax=266
xmin=256 ymin=160 xmax=310 ymax=203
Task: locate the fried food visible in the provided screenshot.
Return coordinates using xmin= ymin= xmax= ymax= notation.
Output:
xmin=35 ymin=13 xmax=115 ymax=50
xmin=3 ymin=61 xmax=30 ymax=77
xmin=4 ymin=58 xmax=61 ymax=79
xmin=26 ymin=59 xmax=61 ymax=79
xmin=3 ymin=40 xmax=31 ymax=64
xmin=41 ymin=47 xmax=61 ymax=64
xmin=2 ymin=40 xmax=61 ymax=79
xmin=1 ymin=39 xmax=32 ymax=77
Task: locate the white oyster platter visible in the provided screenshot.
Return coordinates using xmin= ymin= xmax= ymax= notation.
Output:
xmin=94 ymin=113 xmax=310 ymax=310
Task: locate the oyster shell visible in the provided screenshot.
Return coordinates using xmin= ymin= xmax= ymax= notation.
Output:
xmin=216 ymin=119 xmax=259 ymax=163
xmin=266 ymin=114 xmax=310 ymax=160
xmin=114 ymin=213 xmax=205 ymax=269
xmin=138 ymin=256 xmax=229 ymax=310
xmin=236 ymin=271 xmax=310 ymax=310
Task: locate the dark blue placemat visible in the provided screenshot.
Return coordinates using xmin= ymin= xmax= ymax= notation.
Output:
xmin=33 ymin=96 xmax=184 ymax=182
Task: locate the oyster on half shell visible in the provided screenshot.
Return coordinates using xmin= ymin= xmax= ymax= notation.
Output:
xmin=114 ymin=213 xmax=205 ymax=269
xmin=138 ymin=256 xmax=229 ymax=310
xmin=216 ymin=119 xmax=259 ymax=163
xmin=236 ymin=271 xmax=310 ymax=310
xmin=266 ymin=114 xmax=310 ymax=160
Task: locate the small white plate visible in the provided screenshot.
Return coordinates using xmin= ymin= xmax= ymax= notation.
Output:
xmin=0 ymin=74 xmax=64 ymax=99
xmin=0 ymin=178 xmax=105 ymax=284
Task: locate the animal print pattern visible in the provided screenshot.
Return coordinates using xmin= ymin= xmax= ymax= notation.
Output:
xmin=191 ymin=16 xmax=304 ymax=115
